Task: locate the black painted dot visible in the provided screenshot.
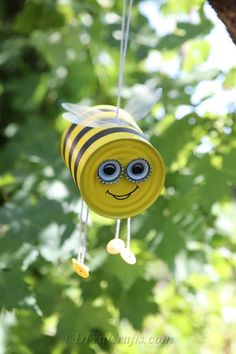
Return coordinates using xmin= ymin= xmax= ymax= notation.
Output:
xmin=104 ymin=164 xmax=116 ymax=175
xmin=132 ymin=163 xmax=144 ymax=174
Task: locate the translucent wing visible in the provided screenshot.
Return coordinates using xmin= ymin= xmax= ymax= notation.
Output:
xmin=61 ymin=103 xmax=128 ymax=128
xmin=124 ymin=85 xmax=162 ymax=121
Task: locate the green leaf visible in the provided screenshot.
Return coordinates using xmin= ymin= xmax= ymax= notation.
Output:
xmin=183 ymin=39 xmax=210 ymax=72
xmin=0 ymin=270 xmax=31 ymax=310
xmin=120 ymin=278 xmax=158 ymax=330
xmin=161 ymin=0 xmax=204 ymax=14
xmin=224 ymin=67 xmax=236 ymax=89
xmin=14 ymin=2 xmax=65 ymax=33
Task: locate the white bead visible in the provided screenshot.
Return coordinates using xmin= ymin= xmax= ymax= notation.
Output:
xmin=106 ymin=238 xmax=125 ymax=255
xmin=120 ymin=248 xmax=136 ymax=264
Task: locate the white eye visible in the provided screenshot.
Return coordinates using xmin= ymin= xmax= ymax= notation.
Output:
xmin=98 ymin=160 xmax=122 ymax=184
xmin=126 ymin=159 xmax=151 ymax=182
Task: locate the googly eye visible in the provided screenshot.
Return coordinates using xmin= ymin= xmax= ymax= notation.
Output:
xmin=126 ymin=159 xmax=151 ymax=182
xmin=97 ymin=160 xmax=122 ymax=184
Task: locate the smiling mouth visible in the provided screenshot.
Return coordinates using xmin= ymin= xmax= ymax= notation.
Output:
xmin=106 ymin=186 xmax=139 ymax=200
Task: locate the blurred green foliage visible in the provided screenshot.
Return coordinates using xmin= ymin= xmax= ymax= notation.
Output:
xmin=0 ymin=0 xmax=236 ymax=353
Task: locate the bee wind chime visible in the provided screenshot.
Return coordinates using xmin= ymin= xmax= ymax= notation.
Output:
xmin=61 ymin=0 xmax=165 ymax=278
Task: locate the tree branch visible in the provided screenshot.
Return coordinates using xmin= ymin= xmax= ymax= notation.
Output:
xmin=208 ymin=0 xmax=236 ymax=45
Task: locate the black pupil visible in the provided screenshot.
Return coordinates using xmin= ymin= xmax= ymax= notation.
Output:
xmin=104 ymin=164 xmax=116 ymax=175
xmin=132 ymin=163 xmax=144 ymax=175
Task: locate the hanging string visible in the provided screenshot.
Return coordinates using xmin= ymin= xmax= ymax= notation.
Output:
xmin=116 ymin=0 xmax=134 ymax=122
xmin=77 ymin=200 xmax=89 ymax=263
xmin=81 ymin=205 xmax=89 ymax=263
xmin=126 ymin=217 xmax=131 ymax=250
xmin=77 ymin=199 xmax=84 ymax=262
xmin=115 ymin=219 xmax=121 ymax=239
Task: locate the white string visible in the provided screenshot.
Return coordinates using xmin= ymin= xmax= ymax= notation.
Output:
xmin=81 ymin=205 xmax=89 ymax=263
xmin=77 ymin=200 xmax=89 ymax=263
xmin=126 ymin=217 xmax=131 ymax=249
xmin=116 ymin=0 xmax=126 ymax=123
xmin=115 ymin=219 xmax=121 ymax=239
xmin=116 ymin=0 xmax=134 ymax=122
xmin=122 ymin=0 xmax=134 ymax=73
xmin=77 ymin=199 xmax=84 ymax=262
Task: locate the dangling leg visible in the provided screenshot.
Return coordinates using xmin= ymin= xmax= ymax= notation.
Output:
xmin=120 ymin=218 xmax=136 ymax=264
xmin=80 ymin=204 xmax=89 ymax=264
xmin=106 ymin=219 xmax=125 ymax=255
xmin=77 ymin=198 xmax=85 ymax=263
xmin=72 ymin=199 xmax=90 ymax=278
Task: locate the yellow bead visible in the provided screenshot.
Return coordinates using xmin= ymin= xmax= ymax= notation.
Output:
xmin=106 ymin=239 xmax=125 ymax=255
xmin=120 ymin=248 xmax=136 ymax=264
xmin=72 ymin=258 xmax=89 ymax=278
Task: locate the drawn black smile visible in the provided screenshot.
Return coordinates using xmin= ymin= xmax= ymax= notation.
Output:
xmin=106 ymin=186 xmax=139 ymax=200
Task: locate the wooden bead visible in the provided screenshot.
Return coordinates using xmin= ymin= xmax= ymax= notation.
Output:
xmin=72 ymin=258 xmax=89 ymax=278
xmin=106 ymin=239 xmax=125 ymax=255
xmin=120 ymin=248 xmax=136 ymax=264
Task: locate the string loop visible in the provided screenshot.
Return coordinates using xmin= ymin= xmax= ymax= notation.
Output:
xmin=116 ymin=0 xmax=134 ymax=121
